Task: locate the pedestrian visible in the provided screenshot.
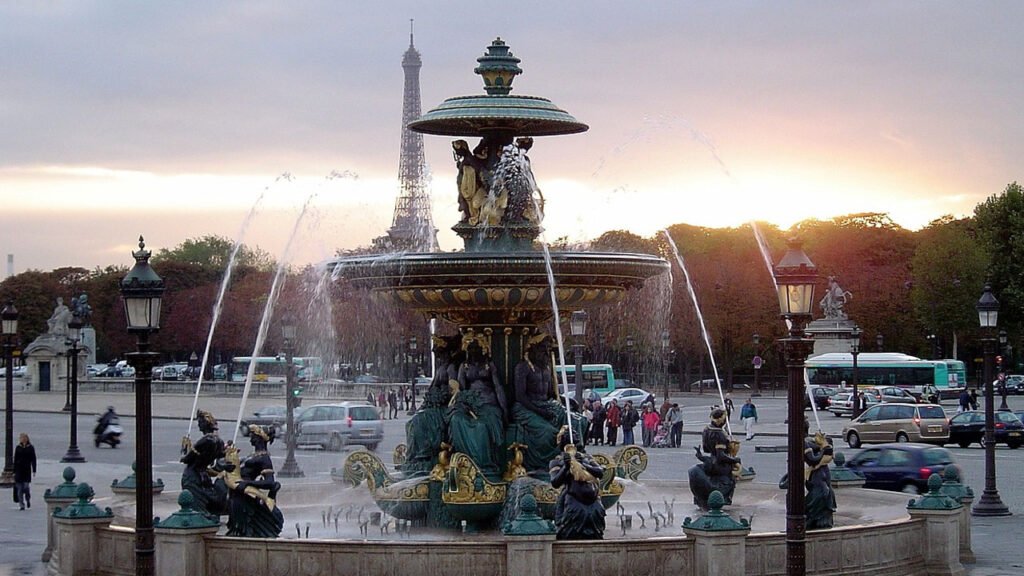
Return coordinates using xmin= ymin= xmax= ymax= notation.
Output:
xmin=958 ymin=389 xmax=969 ymax=413
xmin=621 ymin=400 xmax=638 ymax=445
xmin=666 ymin=403 xmax=684 ymax=447
xmin=377 ymin=390 xmax=386 ymax=413
xmin=605 ymin=399 xmax=621 ymax=446
xmin=740 ymin=397 xmax=759 ymax=441
xmin=14 ymin=433 xmax=36 ymax=510
xmin=641 ymin=404 xmax=661 ymax=448
xmin=659 ymin=397 xmax=672 ymax=421
xmin=366 ymin=391 xmax=375 ymax=406
xmin=969 ymin=389 xmax=979 ymax=411
xmin=591 ymin=401 xmax=606 ymax=445
xmin=724 ymin=393 xmax=735 ymax=421
xmin=388 ymin=388 xmax=398 ymax=420
xmin=582 ymin=401 xmax=594 ymax=445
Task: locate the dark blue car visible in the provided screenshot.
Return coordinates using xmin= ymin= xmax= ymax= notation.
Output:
xmin=845 ymin=443 xmax=955 ymax=494
xmin=947 ymin=410 xmax=1023 ymax=449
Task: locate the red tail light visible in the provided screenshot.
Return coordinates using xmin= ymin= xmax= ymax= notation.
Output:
xmin=995 ymin=422 xmax=1005 ymax=429
xmin=347 ymin=416 xmax=353 ymax=428
xmin=919 ymin=467 xmax=934 ymax=480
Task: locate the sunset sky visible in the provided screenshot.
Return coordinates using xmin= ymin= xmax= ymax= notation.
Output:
xmin=2 ymin=2 xmax=1020 ymax=274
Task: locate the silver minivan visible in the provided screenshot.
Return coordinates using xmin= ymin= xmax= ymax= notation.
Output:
xmin=294 ymin=402 xmax=383 ymax=451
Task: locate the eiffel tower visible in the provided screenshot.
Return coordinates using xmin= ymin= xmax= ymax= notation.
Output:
xmin=375 ymin=21 xmax=438 ymax=253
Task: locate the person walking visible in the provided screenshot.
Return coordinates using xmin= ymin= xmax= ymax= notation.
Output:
xmin=969 ymin=389 xmax=979 ymax=411
xmin=388 ymin=388 xmax=398 ymax=420
xmin=740 ymin=397 xmax=759 ymax=441
xmin=666 ymin=403 xmax=683 ymax=447
xmin=605 ymin=399 xmax=621 ymax=446
xmin=621 ymin=401 xmax=638 ymax=445
xmin=582 ymin=401 xmax=594 ymax=445
xmin=724 ymin=393 xmax=735 ymax=421
xmin=958 ymin=389 xmax=970 ymax=413
xmin=641 ymin=404 xmax=661 ymax=448
xmin=14 ymin=433 xmax=36 ymax=510
xmin=590 ymin=401 xmax=607 ymax=446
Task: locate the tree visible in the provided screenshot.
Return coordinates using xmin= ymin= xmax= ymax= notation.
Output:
xmin=153 ymin=235 xmax=274 ymax=271
xmin=973 ymin=182 xmax=1024 ymax=334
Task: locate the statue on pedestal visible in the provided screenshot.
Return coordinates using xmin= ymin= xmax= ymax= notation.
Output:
xmin=220 ymin=425 xmax=284 ymax=538
xmin=688 ymin=408 xmax=741 ymax=509
xmin=511 ymin=334 xmax=569 ymax=476
xmin=549 ymin=426 xmax=605 ymax=540
xmin=46 ymin=297 xmax=72 ymax=337
xmin=778 ymin=424 xmax=837 ymax=530
xmin=819 ymin=276 xmax=852 ymax=320
xmin=179 ymin=410 xmax=228 ymax=517
xmin=447 ymin=330 xmax=507 ymax=480
xmin=401 ymin=334 xmax=461 ymax=477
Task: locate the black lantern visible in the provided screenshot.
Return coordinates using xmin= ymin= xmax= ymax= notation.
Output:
xmin=774 ymin=238 xmax=817 ymax=319
xmin=121 ymin=237 xmax=165 ymax=332
xmin=1 ymin=302 xmax=17 ymax=336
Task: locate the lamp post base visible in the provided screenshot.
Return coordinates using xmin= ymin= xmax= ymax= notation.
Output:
xmin=278 ymin=460 xmax=305 ymax=478
xmin=0 ymin=469 xmax=13 ymax=487
xmin=972 ymin=491 xmax=1011 ymax=517
xmin=60 ymin=447 xmax=86 ymax=463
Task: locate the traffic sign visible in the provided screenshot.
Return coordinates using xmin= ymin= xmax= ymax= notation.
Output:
xmin=752 ymin=355 xmax=763 ymax=369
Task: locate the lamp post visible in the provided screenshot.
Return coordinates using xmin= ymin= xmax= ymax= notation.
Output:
xmin=625 ymin=334 xmax=635 ymax=385
xmin=119 ymin=236 xmax=164 ymax=576
xmin=0 ymin=302 xmax=18 ymax=487
xmin=876 ymin=333 xmax=884 ymax=353
xmin=660 ymin=329 xmax=671 ymax=400
xmin=971 ymin=283 xmax=1010 ymax=517
xmin=773 ymin=238 xmax=818 ymax=576
xmin=278 ymin=314 xmax=304 ymax=478
xmin=409 ymin=336 xmax=418 ymax=412
xmin=570 ymin=311 xmax=588 ymax=408
xmin=926 ymin=333 xmax=938 ymax=360
xmin=753 ymin=333 xmax=762 ymax=396
xmin=60 ymin=313 xmax=86 ymax=463
xmin=998 ymin=329 xmax=1010 ymax=412
xmin=850 ymin=326 xmax=862 ymax=418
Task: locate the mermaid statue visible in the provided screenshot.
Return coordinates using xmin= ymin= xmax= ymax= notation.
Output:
xmin=219 ymin=424 xmax=284 ymax=538
xmin=180 ymin=410 xmax=228 ymax=516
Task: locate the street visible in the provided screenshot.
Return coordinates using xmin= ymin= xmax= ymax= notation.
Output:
xmin=0 ymin=390 xmax=1022 ymax=575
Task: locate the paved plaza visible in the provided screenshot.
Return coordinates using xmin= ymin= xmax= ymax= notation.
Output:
xmin=0 ymin=388 xmax=1022 ymax=575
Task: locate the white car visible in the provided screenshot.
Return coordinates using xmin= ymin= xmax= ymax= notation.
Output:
xmin=601 ymin=387 xmax=655 ymax=407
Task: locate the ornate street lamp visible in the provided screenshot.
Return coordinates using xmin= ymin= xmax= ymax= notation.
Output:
xmin=972 ymin=283 xmax=1009 ymax=517
xmin=570 ymin=310 xmax=588 ymax=408
xmin=926 ymin=334 xmax=938 ymax=360
xmin=850 ymin=326 xmax=862 ymax=418
xmin=409 ymin=336 xmax=418 ymax=411
xmin=278 ymin=314 xmax=304 ymax=478
xmin=60 ymin=313 xmax=86 ymax=463
xmin=0 ymin=302 xmax=18 ymax=487
xmin=773 ymin=238 xmax=818 ymax=576
xmin=876 ymin=333 xmax=884 ymax=353
xmin=752 ymin=333 xmax=762 ymax=396
xmin=120 ymin=236 xmax=164 ymax=576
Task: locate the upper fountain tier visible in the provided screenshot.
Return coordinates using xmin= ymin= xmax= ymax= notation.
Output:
xmin=408 ymin=37 xmax=588 ymax=138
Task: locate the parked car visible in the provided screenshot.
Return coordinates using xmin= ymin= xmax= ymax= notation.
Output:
xmin=11 ymin=365 xmax=27 ymax=378
xmin=354 ymin=374 xmax=384 ymax=384
xmin=1004 ymin=375 xmax=1024 ymax=395
xmin=865 ymin=385 xmax=919 ymax=404
xmin=844 ymin=443 xmax=956 ymax=494
xmin=239 ymin=405 xmax=289 ymax=433
xmin=827 ymin=391 xmax=879 ymax=417
xmin=293 ymin=402 xmax=383 ymax=451
xmin=601 ymin=387 xmax=655 ymax=407
xmin=842 ymin=403 xmax=949 ymax=448
xmin=804 ymin=385 xmax=838 ymax=410
xmin=947 ymin=410 xmax=1023 ymax=449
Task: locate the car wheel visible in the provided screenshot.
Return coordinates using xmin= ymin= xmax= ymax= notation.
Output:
xmin=328 ymin=434 xmax=345 ymax=452
xmin=1009 ymin=442 xmax=1021 ymax=450
xmin=957 ymin=440 xmax=971 ymax=448
xmin=895 ymin=432 xmax=909 ymax=443
xmin=367 ymin=443 xmax=379 ymax=451
xmin=900 ymin=482 xmax=919 ymax=495
xmin=846 ymin=431 xmax=861 ymax=449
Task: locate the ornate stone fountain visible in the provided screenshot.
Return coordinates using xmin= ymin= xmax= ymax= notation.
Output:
xmin=334 ymin=38 xmax=668 ymax=530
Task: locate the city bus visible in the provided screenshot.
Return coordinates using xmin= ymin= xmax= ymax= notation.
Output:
xmin=230 ymin=356 xmax=324 ymax=384
xmin=804 ymin=353 xmax=966 ymax=399
xmin=554 ymin=364 xmax=617 ymax=397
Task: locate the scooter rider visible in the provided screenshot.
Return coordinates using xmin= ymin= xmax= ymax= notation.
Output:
xmin=94 ymin=406 xmax=121 ymax=447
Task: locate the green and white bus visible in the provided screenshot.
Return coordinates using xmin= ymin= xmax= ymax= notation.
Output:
xmin=804 ymin=353 xmax=966 ymax=398
xmin=230 ymin=356 xmax=324 ymax=384
xmin=554 ymin=364 xmax=617 ymax=396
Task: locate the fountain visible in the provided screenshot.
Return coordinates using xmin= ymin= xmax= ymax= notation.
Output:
xmin=333 ymin=37 xmax=668 ymax=530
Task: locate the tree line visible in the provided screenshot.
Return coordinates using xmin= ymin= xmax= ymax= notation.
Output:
xmin=1 ymin=183 xmax=1021 ymax=386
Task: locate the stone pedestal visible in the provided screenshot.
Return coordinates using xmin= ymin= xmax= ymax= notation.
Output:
xmin=681 ymin=490 xmax=751 ymax=576
xmin=42 ymin=467 xmax=80 ymax=562
xmin=505 ymin=535 xmax=555 ymax=576
xmin=805 ymin=318 xmax=858 ymax=357
xmin=51 ymin=483 xmax=114 ymax=576
xmin=907 ymin=475 xmax=966 ymax=576
xmin=939 ymin=465 xmax=976 ymax=564
xmin=154 ymin=526 xmax=220 ymax=576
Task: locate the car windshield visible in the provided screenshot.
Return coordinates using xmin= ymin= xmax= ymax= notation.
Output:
xmin=918 ymin=406 xmax=945 ymax=419
xmin=922 ymin=448 xmax=954 ymax=466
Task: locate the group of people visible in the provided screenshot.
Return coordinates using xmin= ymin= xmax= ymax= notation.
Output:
xmin=958 ymin=388 xmax=980 ymax=413
xmin=367 ymin=386 xmax=412 ymax=419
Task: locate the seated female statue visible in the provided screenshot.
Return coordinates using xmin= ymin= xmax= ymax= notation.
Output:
xmin=447 ymin=331 xmax=507 ymax=480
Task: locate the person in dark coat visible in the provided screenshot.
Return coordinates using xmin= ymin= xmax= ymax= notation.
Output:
xmin=14 ymin=433 xmax=37 ymax=510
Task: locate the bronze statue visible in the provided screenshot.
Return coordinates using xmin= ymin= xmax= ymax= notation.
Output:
xmin=179 ymin=410 xmax=228 ymax=516
xmin=447 ymin=330 xmax=507 ymax=480
xmin=779 ymin=430 xmax=837 ymax=530
xmin=453 ymin=139 xmax=490 ymax=225
xmin=688 ymin=408 xmax=741 ymax=509
xmin=510 ymin=334 xmax=568 ymax=476
xmin=549 ymin=426 xmax=605 ymax=540
xmin=219 ymin=424 xmax=284 ymax=538
xmin=400 ymin=334 xmax=461 ymax=477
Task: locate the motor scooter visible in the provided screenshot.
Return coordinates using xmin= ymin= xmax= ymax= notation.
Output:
xmin=95 ymin=417 xmax=122 ymax=448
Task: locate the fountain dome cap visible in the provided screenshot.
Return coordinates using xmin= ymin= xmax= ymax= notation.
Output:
xmin=408 ymin=37 xmax=588 ymax=137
